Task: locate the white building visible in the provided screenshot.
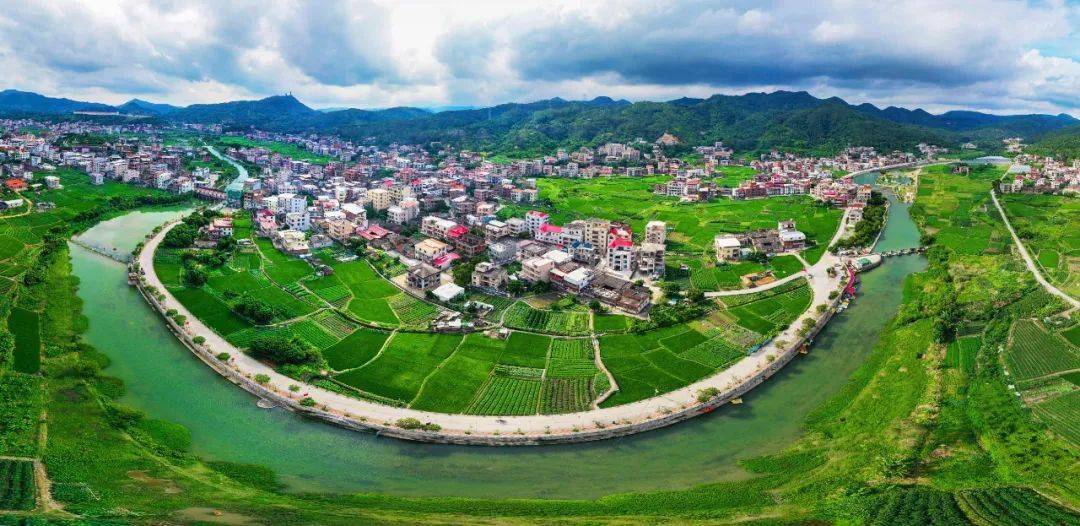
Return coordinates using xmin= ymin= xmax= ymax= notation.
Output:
xmin=645 ymin=220 xmax=667 ymax=244
xmin=285 ymin=211 xmax=310 ymax=231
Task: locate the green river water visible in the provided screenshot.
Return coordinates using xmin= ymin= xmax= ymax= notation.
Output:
xmin=68 ymin=173 xmax=923 ymax=500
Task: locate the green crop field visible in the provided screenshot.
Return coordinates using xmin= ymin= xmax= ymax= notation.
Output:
xmin=0 ymin=373 xmax=41 ymax=457
xmin=593 ymin=313 xmax=630 ymax=333
xmin=8 ymin=308 xmax=41 ymax=374
xmin=501 ymin=332 xmax=551 ymax=368
xmin=0 ymin=459 xmax=36 ymax=511
xmin=1031 ymin=390 xmax=1080 ymax=446
xmin=1004 ymin=319 xmax=1079 ymax=382
xmin=1001 ymin=193 xmax=1080 ymax=300
xmin=945 ymin=335 xmax=980 ymax=374
xmin=502 ymin=176 xmax=841 ymax=253
xmin=503 ymin=302 xmax=590 ymax=335
xmin=321 ymin=328 xmax=391 ymax=371
xmin=334 ymin=332 xmax=462 ymax=403
xmin=540 ymin=377 xmax=592 ymax=414
xmin=466 ymin=374 xmax=541 ymax=415
xmin=215 ymin=136 xmax=333 ymax=165
xmin=912 ymin=164 xmax=1009 ymax=255
xmin=956 ymin=487 xmax=1080 ymax=525
xmin=724 ymin=281 xmax=812 ymax=336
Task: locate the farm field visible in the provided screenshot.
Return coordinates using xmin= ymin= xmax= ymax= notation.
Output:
xmin=503 ymin=302 xmax=590 ymax=335
xmin=0 ymin=459 xmax=36 ymax=511
xmin=1000 ymin=193 xmax=1080 ymax=300
xmin=599 ymin=281 xmax=809 ymax=407
xmin=502 ymin=176 xmax=841 ymax=253
xmin=944 ymin=335 xmax=980 ymax=374
xmin=911 ymin=164 xmax=1009 ymax=255
xmin=1004 ymin=319 xmax=1079 ymax=383
xmin=8 ymin=308 xmax=41 ymax=374
xmin=668 ymin=253 xmax=804 ymax=292
xmin=334 ymin=332 xmax=463 ymax=403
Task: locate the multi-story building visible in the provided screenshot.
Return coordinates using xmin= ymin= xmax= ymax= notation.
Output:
xmin=714 ymin=235 xmax=742 ymax=261
xmin=367 ymin=188 xmax=391 ymax=210
xmin=525 ymin=210 xmax=549 ymax=235
xmin=471 ymin=262 xmax=508 ymax=290
xmin=285 ymin=211 xmax=310 ymax=231
xmin=414 ymin=238 xmax=450 ymax=264
xmin=407 ymin=264 xmax=442 ymax=291
xmin=645 ymin=220 xmax=667 ymax=244
xmin=637 ymin=242 xmax=666 ymax=278
xmin=606 ymin=238 xmax=634 ymax=273
xmin=521 ymin=256 xmax=554 ymax=283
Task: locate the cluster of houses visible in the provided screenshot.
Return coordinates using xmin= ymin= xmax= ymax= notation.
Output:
xmin=997 ymin=154 xmax=1080 ymax=195
xmin=714 ymin=220 xmax=807 ymax=262
xmin=2 ymin=119 xmax=957 ymax=318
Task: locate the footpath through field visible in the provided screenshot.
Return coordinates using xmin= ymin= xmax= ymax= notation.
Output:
xmin=989 ymin=189 xmax=1079 ymax=312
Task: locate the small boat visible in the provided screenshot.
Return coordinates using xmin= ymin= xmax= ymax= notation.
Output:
xmin=256 ymin=399 xmax=276 ymax=409
xmin=730 ymin=398 xmax=743 ymax=405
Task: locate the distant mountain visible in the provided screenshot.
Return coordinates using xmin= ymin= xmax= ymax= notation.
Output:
xmin=855 ymin=104 xmax=1078 ymax=136
xmin=1029 ymin=124 xmax=1080 ymax=160
xmin=117 ymin=98 xmax=179 ymax=115
xmin=0 ymin=89 xmax=116 ymax=114
xmin=2 ymin=88 xmax=1077 ymax=157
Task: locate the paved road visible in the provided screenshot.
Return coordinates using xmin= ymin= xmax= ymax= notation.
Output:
xmin=990 ymin=189 xmax=1079 ymax=311
xmin=139 ymin=221 xmax=844 ymax=441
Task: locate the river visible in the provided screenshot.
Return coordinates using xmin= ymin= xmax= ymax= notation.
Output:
xmin=68 ymin=174 xmax=924 ymax=499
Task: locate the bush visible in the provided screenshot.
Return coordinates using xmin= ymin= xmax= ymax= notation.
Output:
xmin=193 ymin=336 xmax=206 ymax=345
xmin=254 ymin=374 xmax=270 ymax=385
xmin=216 ymin=352 xmax=230 ymax=361
xmin=248 ymin=336 xmax=319 ymax=366
xmin=299 ymin=397 xmax=316 ymax=407
xmin=696 ymin=387 xmax=721 ymax=403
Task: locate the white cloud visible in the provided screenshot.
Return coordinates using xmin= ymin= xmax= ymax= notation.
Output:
xmin=0 ymin=0 xmax=1075 ymax=114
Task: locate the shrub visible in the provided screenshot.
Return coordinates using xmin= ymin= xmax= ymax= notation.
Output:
xmin=216 ymin=352 xmax=230 ymax=361
xmin=248 ymin=336 xmax=320 ymax=366
xmin=254 ymin=374 xmax=270 ymax=385
xmin=299 ymin=397 xmax=316 ymax=407
xmin=193 ymin=336 xmax=206 ymax=345
xmin=696 ymin=387 xmax=721 ymax=403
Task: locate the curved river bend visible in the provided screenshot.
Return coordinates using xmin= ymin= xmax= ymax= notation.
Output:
xmin=68 ymin=171 xmax=922 ymax=499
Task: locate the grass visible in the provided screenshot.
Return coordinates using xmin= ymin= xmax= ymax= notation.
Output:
xmin=466 ymin=375 xmax=541 ymax=416
xmin=215 ymin=136 xmax=334 ymax=165
xmin=1030 ymin=390 xmax=1080 ymax=446
xmin=593 ymin=313 xmax=630 ymax=333
xmin=501 ymin=332 xmax=551 ymax=369
xmin=0 ymin=459 xmax=36 ymax=510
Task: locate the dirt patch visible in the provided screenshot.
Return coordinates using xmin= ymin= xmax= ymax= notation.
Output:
xmin=56 ymin=389 xmax=84 ymax=403
xmin=175 ymin=507 xmax=262 ymax=526
xmin=127 ymin=470 xmax=183 ymax=494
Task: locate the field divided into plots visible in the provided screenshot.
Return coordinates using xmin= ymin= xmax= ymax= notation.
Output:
xmin=599 ymin=280 xmax=810 ymax=407
xmin=1006 ymin=318 xmax=1080 ymax=447
xmin=1000 ymin=193 xmax=1080 ymax=300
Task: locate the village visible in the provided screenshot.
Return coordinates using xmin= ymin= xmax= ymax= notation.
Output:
xmin=1 ymin=118 xmax=944 ymax=320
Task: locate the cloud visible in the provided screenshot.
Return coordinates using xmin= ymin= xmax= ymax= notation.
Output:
xmin=0 ymin=0 xmax=1075 ymax=114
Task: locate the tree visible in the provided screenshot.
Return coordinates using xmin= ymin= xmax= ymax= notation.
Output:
xmin=248 ymin=336 xmax=319 ymax=366
xmin=163 ymin=223 xmax=198 ymax=248
xmin=183 ymin=267 xmax=208 ymax=287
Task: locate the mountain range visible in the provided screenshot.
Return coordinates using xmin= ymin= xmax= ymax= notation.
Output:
xmin=1 ymin=88 xmax=1077 ymax=156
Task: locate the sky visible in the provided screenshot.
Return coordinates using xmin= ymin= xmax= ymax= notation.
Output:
xmin=0 ymin=0 xmax=1078 ymax=115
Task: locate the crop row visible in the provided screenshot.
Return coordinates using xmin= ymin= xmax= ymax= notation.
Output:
xmin=503 ymin=303 xmax=590 ymax=335
xmin=956 ymin=486 xmax=1080 ymax=526
xmin=0 ymin=459 xmax=36 ymax=511
xmin=1005 ymin=320 xmax=1079 ymax=381
xmin=678 ymin=336 xmax=744 ymax=369
xmin=1031 ymin=390 xmax=1080 ymax=446
xmin=546 ymin=359 xmax=599 ymax=378
xmin=466 ymin=376 xmax=541 ymax=416
xmin=493 ymin=364 xmax=544 ymax=380
xmin=540 ymin=378 xmax=592 ymax=414
xmin=720 ymin=279 xmax=809 ymax=308
xmin=312 ymin=311 xmax=359 ymax=340
xmin=549 ymin=338 xmax=593 ymax=360
xmin=864 ymin=488 xmax=967 ymax=526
